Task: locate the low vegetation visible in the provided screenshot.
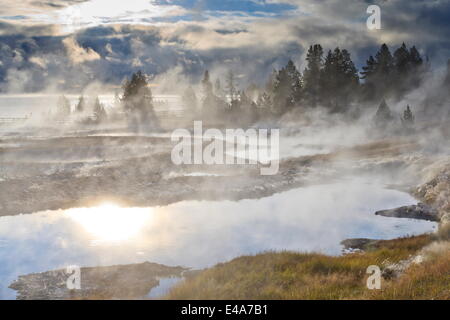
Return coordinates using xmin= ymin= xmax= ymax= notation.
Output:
xmin=166 ymin=234 xmax=449 ymax=300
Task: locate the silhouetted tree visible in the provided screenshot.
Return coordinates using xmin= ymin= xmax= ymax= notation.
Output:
xmin=362 ymin=44 xmax=394 ymax=99
xmin=321 ymin=48 xmax=359 ymax=112
xmin=374 ymin=99 xmax=394 ymax=127
xmin=265 ymin=69 xmax=278 ymax=93
xmin=257 ymin=92 xmax=272 ymax=110
xmin=375 ymin=44 xmax=395 ymax=95
xmin=92 ymin=97 xmax=107 ymax=123
xmin=214 ymin=78 xmax=224 ymax=98
xmin=225 ymin=70 xmax=237 ymax=102
xmin=273 ymin=60 xmax=302 ymax=114
xmin=122 ymin=70 xmax=158 ymax=131
xmin=75 ymin=96 xmax=85 ymax=113
xmin=402 ymin=105 xmax=415 ymax=124
xmin=303 ymin=44 xmax=323 ymax=107
xmin=363 ymin=43 xmax=424 ymax=101
xmin=201 ymin=70 xmax=213 ymax=97
xmin=361 ymin=55 xmax=377 ymax=101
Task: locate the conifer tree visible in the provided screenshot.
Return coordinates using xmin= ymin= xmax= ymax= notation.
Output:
xmin=75 ymin=96 xmax=85 ymax=113
xmin=122 ymin=70 xmax=158 ymax=130
xmin=402 ymin=105 xmax=414 ymax=124
xmin=374 ymin=99 xmax=394 ymax=127
xmin=93 ymin=97 xmax=107 ymax=123
xmin=303 ymin=44 xmax=323 ymax=107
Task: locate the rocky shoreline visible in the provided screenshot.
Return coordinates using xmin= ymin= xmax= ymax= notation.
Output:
xmin=374 ymin=203 xmax=440 ymax=221
xmin=9 ymin=262 xmax=186 ymax=300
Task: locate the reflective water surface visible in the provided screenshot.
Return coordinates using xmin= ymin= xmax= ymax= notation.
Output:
xmin=0 ymin=180 xmax=437 ymax=299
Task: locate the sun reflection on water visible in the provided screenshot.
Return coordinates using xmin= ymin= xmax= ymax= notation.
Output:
xmin=65 ymin=203 xmax=152 ymax=242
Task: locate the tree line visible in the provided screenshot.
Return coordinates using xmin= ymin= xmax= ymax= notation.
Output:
xmin=54 ymin=42 xmax=437 ymax=129
xmin=186 ymin=42 xmax=429 ymax=125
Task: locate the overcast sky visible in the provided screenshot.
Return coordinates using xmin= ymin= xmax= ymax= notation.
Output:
xmin=0 ymin=0 xmax=449 ymax=92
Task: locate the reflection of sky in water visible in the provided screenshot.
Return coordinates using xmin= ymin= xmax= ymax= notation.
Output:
xmin=0 ymin=180 xmax=437 ymax=299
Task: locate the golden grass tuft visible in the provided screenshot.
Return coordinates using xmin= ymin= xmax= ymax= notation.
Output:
xmin=166 ymin=235 xmax=449 ymax=300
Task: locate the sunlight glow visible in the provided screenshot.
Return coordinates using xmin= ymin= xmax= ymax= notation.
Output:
xmin=54 ymin=0 xmax=185 ymax=31
xmin=65 ymin=203 xmax=152 ymax=242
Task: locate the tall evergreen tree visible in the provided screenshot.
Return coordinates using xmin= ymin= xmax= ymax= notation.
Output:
xmin=265 ymin=69 xmax=278 ymax=93
xmin=257 ymin=92 xmax=272 ymax=110
xmin=394 ymin=43 xmax=411 ymax=76
xmin=374 ymin=44 xmax=394 ymax=90
xmin=201 ymin=70 xmax=213 ymax=97
xmin=75 ymin=95 xmax=85 ymax=113
xmin=374 ymin=99 xmax=394 ymax=127
xmin=92 ymin=97 xmax=107 ymax=123
xmin=361 ymin=44 xmax=394 ymax=100
xmin=214 ymin=78 xmax=224 ymax=98
xmin=408 ymin=45 xmax=424 ymax=89
xmin=321 ymin=48 xmax=359 ymax=111
xmin=361 ymin=55 xmax=377 ymax=100
xmin=402 ymin=105 xmax=414 ymax=124
xmin=225 ymin=70 xmax=237 ymax=102
xmin=273 ymin=60 xmax=302 ymax=114
xmin=285 ymin=60 xmax=303 ymax=104
xmin=122 ymin=70 xmax=158 ymax=130
xmin=303 ymin=44 xmax=324 ymax=107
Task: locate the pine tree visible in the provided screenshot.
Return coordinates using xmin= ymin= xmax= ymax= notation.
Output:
xmin=321 ymin=48 xmax=359 ymax=111
xmin=214 ymin=78 xmax=224 ymax=98
xmin=340 ymin=49 xmax=359 ymax=108
xmin=225 ymin=70 xmax=237 ymax=102
xmin=402 ymin=105 xmax=415 ymax=125
xmin=285 ymin=60 xmax=302 ymax=104
xmin=257 ymin=92 xmax=272 ymax=109
xmin=408 ymin=46 xmax=424 ymax=89
xmin=93 ymin=97 xmax=107 ymax=123
xmin=265 ymin=69 xmax=278 ymax=93
xmin=75 ymin=96 xmax=85 ymax=113
xmin=374 ymin=99 xmax=394 ymax=126
xmin=393 ymin=43 xmax=411 ymax=96
xmin=409 ymin=46 xmax=423 ymax=68
xmin=361 ymin=44 xmax=394 ymax=100
xmin=361 ymin=55 xmax=377 ymax=80
xmin=303 ymin=44 xmax=324 ymax=107
xmin=122 ymin=70 xmax=158 ymax=130
xmin=272 ymin=60 xmax=302 ymax=114
xmin=374 ymin=44 xmax=394 ymax=95
xmin=201 ymin=70 xmax=213 ymax=97
xmin=394 ymin=43 xmax=410 ymax=76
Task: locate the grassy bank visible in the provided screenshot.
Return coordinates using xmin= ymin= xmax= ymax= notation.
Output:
xmin=167 ymin=235 xmax=449 ymax=300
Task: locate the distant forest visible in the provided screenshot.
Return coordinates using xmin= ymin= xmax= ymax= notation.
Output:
xmin=54 ymin=42 xmax=450 ymax=130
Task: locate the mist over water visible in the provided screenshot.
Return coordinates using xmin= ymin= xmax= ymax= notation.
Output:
xmin=0 ymin=179 xmax=437 ymax=299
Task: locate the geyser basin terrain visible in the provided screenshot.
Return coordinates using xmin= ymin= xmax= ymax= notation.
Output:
xmin=0 ymin=180 xmax=437 ymax=299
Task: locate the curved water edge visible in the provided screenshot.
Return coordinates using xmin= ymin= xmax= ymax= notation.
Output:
xmin=0 ymin=179 xmax=438 ymax=299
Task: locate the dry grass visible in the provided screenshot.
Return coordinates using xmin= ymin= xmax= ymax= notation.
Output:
xmin=166 ymin=235 xmax=449 ymax=300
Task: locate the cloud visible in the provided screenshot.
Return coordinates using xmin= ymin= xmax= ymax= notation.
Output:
xmin=0 ymin=0 xmax=449 ymax=92
xmin=0 ymin=0 xmax=89 ymax=16
xmin=62 ymin=36 xmax=100 ymax=64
